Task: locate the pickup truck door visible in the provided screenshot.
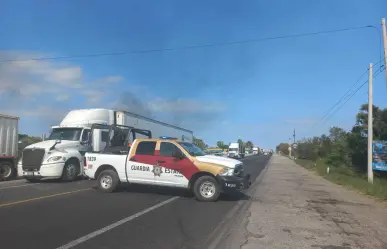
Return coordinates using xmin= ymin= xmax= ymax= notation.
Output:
xmin=126 ymin=140 xmax=157 ymax=185
xmin=152 ymin=141 xmax=191 ymax=188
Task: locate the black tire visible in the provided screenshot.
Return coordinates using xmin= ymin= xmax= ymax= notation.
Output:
xmin=0 ymin=161 xmax=16 ymax=181
xmin=193 ymin=175 xmax=220 ymax=202
xmin=97 ymin=169 xmax=120 ymax=193
xmin=61 ymin=159 xmax=79 ymax=182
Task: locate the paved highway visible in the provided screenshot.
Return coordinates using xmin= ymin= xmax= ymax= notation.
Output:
xmin=0 ymin=155 xmax=270 ymax=249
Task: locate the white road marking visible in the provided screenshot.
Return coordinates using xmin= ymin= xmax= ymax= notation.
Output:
xmin=0 ymin=183 xmax=39 ymax=190
xmin=55 ymin=196 xmax=180 ymax=249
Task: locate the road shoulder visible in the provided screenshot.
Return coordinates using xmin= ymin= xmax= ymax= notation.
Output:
xmin=233 ymin=154 xmax=387 ymax=249
xmin=208 ymin=155 xmax=271 ymax=249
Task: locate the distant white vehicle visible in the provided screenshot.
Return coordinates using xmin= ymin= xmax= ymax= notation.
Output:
xmin=228 ymin=142 xmax=245 ymax=159
xmin=252 ymin=147 xmax=259 ymax=155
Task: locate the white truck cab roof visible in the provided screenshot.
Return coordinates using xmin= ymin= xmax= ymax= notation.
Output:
xmin=55 ymin=108 xmax=115 ymax=128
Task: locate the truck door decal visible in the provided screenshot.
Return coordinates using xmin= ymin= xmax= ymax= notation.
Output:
xmin=129 ymin=141 xmax=203 ymax=181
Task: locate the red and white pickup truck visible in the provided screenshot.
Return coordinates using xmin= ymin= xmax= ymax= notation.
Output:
xmin=84 ymin=124 xmax=251 ymax=202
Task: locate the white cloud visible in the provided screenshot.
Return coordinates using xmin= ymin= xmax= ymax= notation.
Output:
xmin=92 ymin=76 xmax=123 ymax=86
xmin=1 ymin=106 xmax=70 ymax=122
xmin=56 ymin=94 xmax=70 ymax=102
xmin=0 ymin=57 xmax=83 ymax=97
xmin=0 ymin=51 xmax=226 ymax=133
xmin=80 ymin=89 xmax=108 ymax=104
xmin=0 ymin=50 xmax=124 ymax=116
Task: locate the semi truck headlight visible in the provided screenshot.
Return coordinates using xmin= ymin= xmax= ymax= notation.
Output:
xmin=47 ymin=156 xmax=63 ymax=162
xmin=219 ymin=167 xmax=234 ymax=176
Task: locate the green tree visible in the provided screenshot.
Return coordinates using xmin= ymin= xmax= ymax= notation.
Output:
xmin=245 ymin=141 xmax=254 ymax=149
xmin=276 ymin=103 xmax=387 ymax=175
xmin=193 ymin=136 xmax=208 ymax=150
xmin=276 ymin=143 xmax=289 ymax=155
xmin=325 ymin=127 xmax=350 ymax=167
xmin=216 ymin=141 xmax=224 ymax=149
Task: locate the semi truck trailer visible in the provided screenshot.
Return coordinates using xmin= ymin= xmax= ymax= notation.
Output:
xmin=0 ymin=114 xmax=19 ymax=181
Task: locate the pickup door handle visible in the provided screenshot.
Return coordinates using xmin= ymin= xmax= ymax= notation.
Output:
xmin=157 ymin=160 xmax=166 ymax=163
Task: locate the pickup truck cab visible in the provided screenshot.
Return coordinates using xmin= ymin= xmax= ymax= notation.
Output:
xmin=84 ymin=124 xmax=250 ymax=202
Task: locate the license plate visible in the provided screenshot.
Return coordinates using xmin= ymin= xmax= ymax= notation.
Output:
xmin=26 ymin=172 xmax=34 ymax=176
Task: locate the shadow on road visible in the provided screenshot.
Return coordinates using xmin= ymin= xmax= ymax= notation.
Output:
xmin=17 ymin=177 xmax=86 ymax=184
xmin=92 ymin=183 xmax=250 ymax=202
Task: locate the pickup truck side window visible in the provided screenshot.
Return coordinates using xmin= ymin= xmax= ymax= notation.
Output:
xmin=135 ymin=141 xmax=156 ymax=155
xmin=160 ymin=142 xmax=182 ymax=157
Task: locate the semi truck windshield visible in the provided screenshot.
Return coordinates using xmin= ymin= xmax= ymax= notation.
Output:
xmin=49 ymin=128 xmax=82 ymax=141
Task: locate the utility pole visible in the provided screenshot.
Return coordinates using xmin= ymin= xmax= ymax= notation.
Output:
xmin=382 ymin=18 xmax=387 ymax=86
xmin=293 ymin=129 xmax=296 ymax=144
xmin=368 ymin=63 xmax=374 ymax=184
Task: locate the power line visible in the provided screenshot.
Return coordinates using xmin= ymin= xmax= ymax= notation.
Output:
xmin=307 ymin=59 xmax=384 ymax=134
xmin=0 ymin=25 xmax=375 ymax=63
xmin=318 ymin=69 xmax=369 ymax=123
xmin=323 ymin=68 xmax=383 ymax=125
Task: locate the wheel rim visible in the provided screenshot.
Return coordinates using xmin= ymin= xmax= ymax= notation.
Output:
xmin=67 ymin=164 xmax=77 ymax=179
xmin=0 ymin=164 xmax=12 ymax=178
xmin=100 ymin=175 xmax=113 ymax=189
xmin=199 ymin=181 xmax=216 ymax=198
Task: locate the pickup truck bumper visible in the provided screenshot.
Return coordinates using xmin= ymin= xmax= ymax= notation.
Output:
xmin=216 ymin=173 xmax=251 ymax=192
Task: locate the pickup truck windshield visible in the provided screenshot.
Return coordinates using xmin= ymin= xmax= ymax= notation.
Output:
xmin=49 ymin=128 xmax=82 ymax=141
xmin=178 ymin=142 xmax=206 ymax=157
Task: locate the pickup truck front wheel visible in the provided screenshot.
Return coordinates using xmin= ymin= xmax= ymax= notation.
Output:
xmin=97 ymin=170 xmax=119 ymax=193
xmin=193 ymin=175 xmax=220 ymax=202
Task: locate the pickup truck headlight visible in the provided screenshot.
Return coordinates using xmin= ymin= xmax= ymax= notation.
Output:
xmin=219 ymin=167 xmax=234 ymax=176
xmin=47 ymin=156 xmax=63 ymax=162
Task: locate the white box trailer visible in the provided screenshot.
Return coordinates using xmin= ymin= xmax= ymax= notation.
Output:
xmin=0 ymin=114 xmax=19 ymax=180
xmin=115 ymin=111 xmax=193 ymax=142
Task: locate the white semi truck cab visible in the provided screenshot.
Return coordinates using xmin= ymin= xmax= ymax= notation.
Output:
xmin=252 ymin=147 xmax=258 ymax=155
xmin=18 ymin=109 xmax=114 ymax=182
xmin=228 ymin=142 xmax=245 ymax=159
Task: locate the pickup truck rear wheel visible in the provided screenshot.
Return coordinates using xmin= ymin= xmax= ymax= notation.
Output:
xmin=193 ymin=175 xmax=220 ymax=202
xmin=97 ymin=170 xmax=119 ymax=193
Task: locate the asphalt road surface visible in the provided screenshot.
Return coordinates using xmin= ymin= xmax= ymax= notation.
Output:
xmin=0 ymin=155 xmax=270 ymax=249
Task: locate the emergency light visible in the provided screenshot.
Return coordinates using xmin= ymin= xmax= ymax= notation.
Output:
xmin=159 ymin=136 xmax=178 ymax=140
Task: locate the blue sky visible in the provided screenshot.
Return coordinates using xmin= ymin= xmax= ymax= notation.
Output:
xmin=0 ymin=0 xmax=386 ymax=149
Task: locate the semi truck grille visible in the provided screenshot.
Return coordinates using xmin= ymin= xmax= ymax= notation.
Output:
xmin=22 ymin=148 xmax=45 ymax=171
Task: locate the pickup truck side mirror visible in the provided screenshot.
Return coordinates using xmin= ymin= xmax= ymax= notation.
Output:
xmin=172 ymin=150 xmax=185 ymax=160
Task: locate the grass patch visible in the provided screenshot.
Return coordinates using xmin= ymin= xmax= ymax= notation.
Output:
xmin=295 ymin=158 xmax=387 ymax=200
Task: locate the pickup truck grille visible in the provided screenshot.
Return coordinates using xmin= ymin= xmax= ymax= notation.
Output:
xmin=22 ymin=148 xmax=45 ymax=171
xmin=234 ymin=164 xmax=244 ymax=177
